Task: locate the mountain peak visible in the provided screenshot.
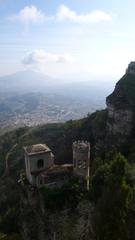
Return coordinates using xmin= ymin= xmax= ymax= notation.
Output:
xmin=107 ymin=69 xmax=135 ymax=109
xmin=106 ymin=62 xmax=135 ymax=137
xmin=126 ymin=61 xmax=135 ymax=75
xmin=11 ymin=70 xmax=51 ymax=79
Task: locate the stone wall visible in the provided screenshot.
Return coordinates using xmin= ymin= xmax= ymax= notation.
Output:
xmin=25 ymin=152 xmax=54 ymax=186
xmin=73 ymin=141 xmax=90 ymax=178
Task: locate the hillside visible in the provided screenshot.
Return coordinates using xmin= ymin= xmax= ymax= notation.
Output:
xmin=0 ymin=110 xmax=135 ymax=240
xmin=0 ymin=64 xmax=135 ymax=240
xmin=0 ymin=70 xmax=54 ymax=92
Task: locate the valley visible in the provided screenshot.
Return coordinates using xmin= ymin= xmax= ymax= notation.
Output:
xmin=0 ymin=92 xmax=92 ymax=129
xmin=0 ymin=71 xmax=115 ymax=129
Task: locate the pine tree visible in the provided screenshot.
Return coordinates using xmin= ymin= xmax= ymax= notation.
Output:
xmin=97 ymin=153 xmax=133 ymax=240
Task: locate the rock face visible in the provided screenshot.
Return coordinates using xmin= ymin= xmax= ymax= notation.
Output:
xmin=106 ymin=69 xmax=135 ymax=143
xmin=106 ymin=97 xmax=133 ymax=136
xmin=126 ymin=61 xmax=135 ymax=75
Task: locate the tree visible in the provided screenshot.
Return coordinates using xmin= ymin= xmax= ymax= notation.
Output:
xmin=96 ymin=153 xmax=133 ymax=240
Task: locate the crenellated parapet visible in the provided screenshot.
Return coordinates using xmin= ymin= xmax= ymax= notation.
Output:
xmin=73 ymin=140 xmax=90 ymax=153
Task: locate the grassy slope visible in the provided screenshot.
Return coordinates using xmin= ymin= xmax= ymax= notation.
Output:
xmin=0 ymin=110 xmax=108 ymax=178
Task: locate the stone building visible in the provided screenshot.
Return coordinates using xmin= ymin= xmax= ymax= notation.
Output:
xmin=24 ymin=141 xmax=90 ymax=188
xmin=73 ymin=141 xmax=90 ymax=184
xmin=126 ymin=61 xmax=135 ymax=75
xmin=24 ymin=143 xmax=72 ymax=188
xmin=24 ymin=144 xmax=54 ymax=187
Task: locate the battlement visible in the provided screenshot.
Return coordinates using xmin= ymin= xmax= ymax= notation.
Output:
xmin=73 ymin=141 xmax=90 ymax=152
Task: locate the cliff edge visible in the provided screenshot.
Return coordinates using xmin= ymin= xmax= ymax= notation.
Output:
xmin=106 ymin=63 xmax=135 ymax=138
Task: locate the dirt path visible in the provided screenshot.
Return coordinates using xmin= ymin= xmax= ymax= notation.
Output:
xmin=3 ymin=129 xmax=32 ymax=176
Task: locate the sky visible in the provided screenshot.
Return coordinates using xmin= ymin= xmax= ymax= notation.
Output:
xmin=1 ymin=0 xmax=135 ymax=80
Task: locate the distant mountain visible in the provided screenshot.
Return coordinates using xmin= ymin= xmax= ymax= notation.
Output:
xmin=0 ymin=70 xmax=116 ymax=129
xmin=0 ymin=70 xmax=57 ymax=92
xmin=0 ymin=70 xmax=115 ymax=103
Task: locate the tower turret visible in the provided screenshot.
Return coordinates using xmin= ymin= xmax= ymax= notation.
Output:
xmin=73 ymin=141 xmax=90 ymax=189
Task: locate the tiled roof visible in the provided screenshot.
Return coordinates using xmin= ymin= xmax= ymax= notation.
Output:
xmin=24 ymin=144 xmax=51 ymax=156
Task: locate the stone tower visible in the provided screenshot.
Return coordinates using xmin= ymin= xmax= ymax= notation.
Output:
xmin=24 ymin=144 xmax=54 ymax=187
xmin=73 ymin=141 xmax=90 ymax=188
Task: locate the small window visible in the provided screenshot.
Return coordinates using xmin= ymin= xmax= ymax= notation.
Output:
xmin=37 ymin=159 xmax=44 ymax=169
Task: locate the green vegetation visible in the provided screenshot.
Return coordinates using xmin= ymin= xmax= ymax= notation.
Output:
xmin=39 ymin=153 xmax=134 ymax=240
xmin=119 ymin=74 xmax=135 ymax=105
xmin=0 ymin=178 xmax=20 ymax=235
xmin=40 ymin=178 xmax=88 ymax=210
xmin=95 ymin=153 xmax=133 ymax=240
xmin=0 ymin=106 xmax=135 ymax=239
xmin=0 ymin=233 xmax=22 ymax=240
xmin=107 ymin=73 xmax=135 ymax=108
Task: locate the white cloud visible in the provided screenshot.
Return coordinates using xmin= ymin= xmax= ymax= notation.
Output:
xmin=9 ymin=4 xmax=112 ymax=25
xmin=56 ymin=5 xmax=112 ymax=23
xmin=9 ymin=5 xmax=47 ymax=24
xmin=22 ymin=49 xmax=75 ymax=66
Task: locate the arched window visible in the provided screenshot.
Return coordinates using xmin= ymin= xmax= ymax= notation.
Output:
xmin=37 ymin=159 xmax=44 ymax=169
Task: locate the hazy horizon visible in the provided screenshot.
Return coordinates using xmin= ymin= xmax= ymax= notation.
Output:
xmin=0 ymin=68 xmax=118 ymax=84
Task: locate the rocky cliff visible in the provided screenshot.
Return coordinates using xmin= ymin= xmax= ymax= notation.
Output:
xmin=88 ymin=63 xmax=135 ymax=155
xmin=105 ymin=68 xmax=135 ymax=147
